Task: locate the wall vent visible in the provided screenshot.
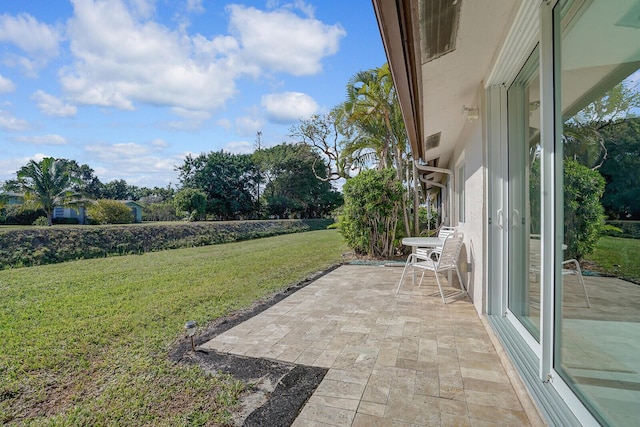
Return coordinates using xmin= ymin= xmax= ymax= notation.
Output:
xmin=421 ymin=0 xmax=461 ymax=63
xmin=425 ymin=132 xmax=441 ymax=150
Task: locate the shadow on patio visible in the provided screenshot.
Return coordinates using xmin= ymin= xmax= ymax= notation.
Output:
xmin=202 ymin=265 xmax=540 ymax=426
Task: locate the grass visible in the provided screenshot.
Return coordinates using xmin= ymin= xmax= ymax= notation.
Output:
xmin=0 ymin=229 xmax=348 ymax=426
xmin=583 ymin=235 xmax=640 ymax=282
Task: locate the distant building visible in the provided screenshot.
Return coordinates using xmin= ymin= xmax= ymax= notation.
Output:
xmin=118 ymin=200 xmax=144 ymax=223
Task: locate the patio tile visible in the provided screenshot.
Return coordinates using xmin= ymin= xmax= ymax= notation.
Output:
xmin=357 ymin=400 xmax=387 ymax=417
xmin=314 ymin=379 xmax=367 ymax=400
xmin=295 ymin=400 xmax=356 ymax=426
xmin=351 ymin=413 xmax=389 ymax=426
xmin=441 ymin=413 xmax=472 ymax=426
xmin=467 ymin=403 xmax=530 ymax=426
xmin=200 ymin=265 xmax=536 ymax=426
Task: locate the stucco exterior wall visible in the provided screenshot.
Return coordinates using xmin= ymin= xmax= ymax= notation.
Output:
xmin=451 ymin=89 xmax=486 ymax=315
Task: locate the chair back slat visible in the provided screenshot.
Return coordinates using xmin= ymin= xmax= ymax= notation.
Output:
xmin=436 ymin=234 xmax=464 ymax=270
xmin=438 ymin=226 xmax=456 ymax=239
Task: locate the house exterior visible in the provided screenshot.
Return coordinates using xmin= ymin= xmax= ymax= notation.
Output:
xmin=53 ymin=200 xmax=144 ymax=223
xmin=373 ymin=0 xmax=639 ymax=425
xmin=53 ymin=206 xmax=87 ymax=224
xmin=120 ymin=200 xmax=144 ymax=223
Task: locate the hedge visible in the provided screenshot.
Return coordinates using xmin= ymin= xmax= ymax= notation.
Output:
xmin=0 ymin=219 xmax=332 ymax=269
xmin=604 ymin=220 xmax=640 ymax=239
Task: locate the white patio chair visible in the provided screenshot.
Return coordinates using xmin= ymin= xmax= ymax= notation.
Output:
xmin=562 ymin=259 xmax=591 ymax=308
xmin=420 ymin=226 xmax=456 ymax=260
xmin=397 ymin=233 xmax=467 ymax=303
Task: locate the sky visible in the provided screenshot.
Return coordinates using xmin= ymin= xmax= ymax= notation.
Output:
xmin=0 ymin=0 xmax=386 ymax=188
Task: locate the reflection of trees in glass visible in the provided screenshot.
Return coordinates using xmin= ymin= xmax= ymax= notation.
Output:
xmin=564 ymin=81 xmax=640 ymax=170
xmin=600 ymin=119 xmax=640 ymax=219
xmin=529 ymin=157 xmax=541 ymax=235
xmin=561 ymin=80 xmax=640 ymax=257
xmin=563 ymin=159 xmax=605 ymax=260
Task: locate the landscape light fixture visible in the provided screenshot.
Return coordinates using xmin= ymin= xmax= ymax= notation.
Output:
xmin=185 ymin=320 xmax=196 ymax=351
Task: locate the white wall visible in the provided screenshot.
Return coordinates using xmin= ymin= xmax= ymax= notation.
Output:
xmin=451 ymin=88 xmax=486 ymax=315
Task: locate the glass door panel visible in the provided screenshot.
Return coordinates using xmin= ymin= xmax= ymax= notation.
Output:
xmin=554 ymin=0 xmax=640 ymax=424
xmin=507 ymin=47 xmax=542 ymax=341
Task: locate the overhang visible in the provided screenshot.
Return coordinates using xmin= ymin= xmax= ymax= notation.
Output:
xmin=373 ymin=0 xmax=519 ymax=182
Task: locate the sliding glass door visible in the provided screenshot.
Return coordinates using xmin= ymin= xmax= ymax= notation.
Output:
xmin=507 ymin=47 xmax=542 ymax=341
xmin=553 ymin=0 xmax=640 ymax=424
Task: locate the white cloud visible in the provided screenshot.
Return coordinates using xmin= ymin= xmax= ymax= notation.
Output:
xmin=228 ymin=4 xmax=345 ymax=76
xmin=61 ymin=0 xmax=245 ymax=111
xmin=0 ymin=13 xmax=61 ymax=73
xmin=0 ymin=75 xmax=15 ymax=93
xmin=127 ymin=0 xmax=156 ymax=19
xmin=0 ymin=13 xmax=60 ymax=55
xmin=12 ymin=134 xmax=67 ymax=145
xmin=216 ymin=118 xmax=232 ymax=131
xmin=224 ymin=140 xmax=253 ymax=154
xmin=0 ymin=154 xmax=47 ymax=181
xmin=0 ymin=108 xmax=29 ymax=131
xmin=31 ymin=90 xmax=77 ymax=117
xmin=234 ymin=115 xmax=264 ymax=137
xmin=150 ymin=138 xmax=168 ymax=148
xmin=262 ymin=91 xmax=318 ymax=123
xmin=186 ymin=0 xmax=205 ymax=14
xmin=84 ymin=140 xmax=179 ymax=186
xmin=167 ymin=107 xmax=211 ymax=130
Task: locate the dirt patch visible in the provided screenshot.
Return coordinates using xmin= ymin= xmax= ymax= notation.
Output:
xmin=169 ymin=265 xmax=341 ymax=426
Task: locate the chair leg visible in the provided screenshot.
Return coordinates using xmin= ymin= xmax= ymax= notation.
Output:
xmin=433 ymin=271 xmax=447 ymax=304
xmin=573 ymin=261 xmax=590 ymax=308
xmin=564 ymin=259 xmax=590 ymax=308
xmin=455 ymin=265 xmax=467 ymax=293
xmin=418 ymin=270 xmax=426 ymax=287
xmin=397 ymin=254 xmax=414 ymax=293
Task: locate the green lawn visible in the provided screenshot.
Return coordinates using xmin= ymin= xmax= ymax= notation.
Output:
xmin=584 ymin=235 xmax=640 ymax=282
xmin=0 ymin=230 xmax=348 ymax=426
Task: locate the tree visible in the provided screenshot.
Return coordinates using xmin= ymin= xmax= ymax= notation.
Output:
xmin=174 ymin=188 xmax=207 ymax=221
xmin=253 ymin=143 xmax=343 ymax=218
xmin=564 ymin=81 xmax=640 ymax=170
xmin=337 ymin=64 xmax=413 ymax=236
xmin=599 ymin=119 xmax=640 ymax=219
xmin=290 ymin=112 xmax=351 ymax=181
xmin=58 ymin=159 xmax=104 ymax=199
xmin=102 ymin=179 xmax=130 ymax=200
xmin=340 ymin=168 xmax=403 ymax=258
xmin=564 ymin=160 xmax=605 ymax=260
xmin=176 ymin=151 xmax=259 ymax=220
xmin=87 ymin=200 xmax=134 ymax=224
xmin=16 ymin=157 xmax=82 ymax=226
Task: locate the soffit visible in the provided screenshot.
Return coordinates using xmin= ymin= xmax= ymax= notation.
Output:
xmin=420 ymin=0 xmax=519 ymax=170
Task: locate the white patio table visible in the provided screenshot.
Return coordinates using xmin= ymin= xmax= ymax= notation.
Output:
xmin=400 ymin=237 xmax=447 ymax=287
xmin=401 ymin=237 xmax=445 ymax=253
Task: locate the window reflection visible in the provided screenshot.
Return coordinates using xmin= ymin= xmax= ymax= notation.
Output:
xmin=508 ymin=47 xmax=542 ymax=340
xmin=555 ymin=0 xmax=640 ymax=425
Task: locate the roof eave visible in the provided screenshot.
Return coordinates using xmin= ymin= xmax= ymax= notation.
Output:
xmin=372 ymin=0 xmax=424 ymax=162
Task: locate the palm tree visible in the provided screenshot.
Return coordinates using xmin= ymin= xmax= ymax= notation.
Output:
xmin=17 ymin=157 xmax=82 ymax=226
xmin=339 ymin=64 xmax=413 ymax=235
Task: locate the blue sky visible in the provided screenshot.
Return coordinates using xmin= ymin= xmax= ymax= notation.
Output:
xmin=0 ymin=0 xmax=386 ymax=188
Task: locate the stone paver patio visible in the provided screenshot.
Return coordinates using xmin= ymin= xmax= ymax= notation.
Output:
xmin=202 ymin=265 xmax=540 ymax=426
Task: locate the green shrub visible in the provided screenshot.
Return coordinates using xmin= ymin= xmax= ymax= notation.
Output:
xmin=418 ymin=206 xmax=439 ymax=233
xmin=340 ymin=168 xmax=403 ymax=257
xmin=143 ymin=202 xmax=179 ymax=221
xmin=0 ymin=205 xmax=46 ymax=225
xmin=0 ymin=220 xmax=323 ymax=269
xmin=174 ymin=188 xmax=207 ymax=221
xmin=564 ymin=159 xmax=606 ymax=260
xmin=88 ymin=200 xmax=134 ymax=224
xmin=52 ymin=217 xmax=80 ymax=225
xmin=32 ymin=217 xmax=49 ymax=226
xmin=603 ymin=221 xmax=640 ymax=239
